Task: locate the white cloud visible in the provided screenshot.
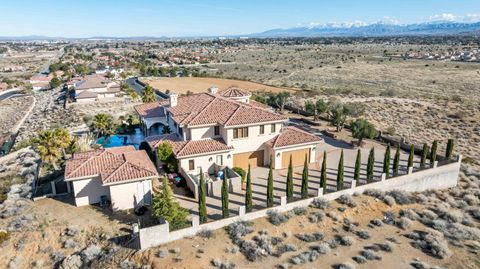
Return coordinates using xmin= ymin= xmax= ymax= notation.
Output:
xmin=429 ymin=13 xmax=480 ymax=22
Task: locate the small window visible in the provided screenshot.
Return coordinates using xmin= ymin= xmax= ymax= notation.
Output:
xmin=233 ymin=127 xmax=248 ymax=139
xmin=189 ymin=160 xmax=195 ymax=170
xmin=214 ymin=126 xmax=220 ymax=136
xmin=216 ymin=155 xmax=223 ymax=166
xmin=271 ymin=124 xmax=276 ymax=133
xmin=259 ymin=125 xmax=264 ymax=135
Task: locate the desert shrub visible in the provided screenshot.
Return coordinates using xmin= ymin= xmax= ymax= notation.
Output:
xmin=337 ymin=194 xmax=357 ymax=207
xmin=378 ymin=241 xmax=394 ymax=252
xmin=290 ymin=250 xmax=319 ymax=265
xmin=156 ymin=249 xmax=169 ymax=258
xmin=327 ymin=211 xmax=340 ymax=221
xmin=211 ymin=259 xmax=236 ymax=269
xmin=363 ymin=189 xmax=385 ymax=199
xmin=226 ymin=221 xmax=254 ymax=244
xmin=293 ymin=206 xmax=308 ymax=215
xmin=295 ymin=232 xmax=325 ymax=242
xmin=63 ymin=238 xmax=77 ymax=249
xmin=310 ymin=242 xmax=331 ymax=254
xmin=397 ymin=217 xmax=413 ymax=230
xmin=383 ymin=195 xmax=396 ymax=206
xmin=267 ymin=210 xmax=290 ymax=226
xmin=276 ymin=243 xmax=297 ymax=256
xmin=464 ymin=194 xmax=479 ymax=206
xmin=310 ymin=198 xmax=330 ymax=209
xmin=360 ymin=249 xmax=381 ymax=260
xmin=415 ymin=194 xmax=429 ymax=204
xmin=333 ymin=262 xmax=355 ymax=269
xmin=399 ymin=208 xmax=420 ymax=221
xmin=270 ymin=236 xmax=283 ymax=246
xmin=410 ymin=259 xmax=440 ymax=269
xmin=197 ymin=229 xmax=214 ymax=239
xmin=383 ymin=211 xmax=396 ymax=225
xmin=407 ymin=230 xmax=451 ymax=259
xmin=387 ymin=190 xmax=414 ymax=204
xmin=356 ymin=230 xmax=371 ymax=239
xmin=328 ymin=238 xmax=339 ymax=249
xmin=352 ymin=255 xmax=367 ymax=264
xmin=337 ymin=235 xmax=355 ymax=246
xmin=470 ymin=208 xmax=480 ymax=220
xmin=0 ymin=231 xmax=10 ymax=244
xmin=369 ymin=219 xmax=383 ymax=227
xmin=308 ymin=212 xmax=325 ymax=223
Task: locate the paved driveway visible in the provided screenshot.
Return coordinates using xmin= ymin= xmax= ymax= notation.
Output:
xmin=175 ymin=137 xmax=421 ymax=221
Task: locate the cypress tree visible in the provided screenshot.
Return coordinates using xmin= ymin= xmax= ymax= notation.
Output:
xmin=221 ymin=170 xmax=229 ymax=218
xmin=407 ymin=144 xmax=414 ymax=168
xmin=354 ymin=149 xmax=361 ymax=183
xmin=337 ymin=150 xmax=344 ymax=191
xmin=383 ymin=145 xmax=391 ymax=178
xmin=430 ymin=140 xmax=438 ymax=166
xmin=367 ymin=147 xmax=375 ymax=183
xmin=245 ymin=164 xmax=253 ymax=212
xmin=198 ymin=168 xmax=207 ymax=223
xmin=445 ymin=139 xmax=454 ymax=160
xmin=266 ymin=158 xmax=274 ymax=207
xmin=420 ymin=143 xmax=428 ymax=168
xmin=320 ymin=151 xmax=327 ymax=190
xmin=393 ymin=144 xmax=400 ymax=176
xmin=301 ymin=154 xmax=309 ymax=199
xmin=286 ymin=156 xmax=293 ymax=202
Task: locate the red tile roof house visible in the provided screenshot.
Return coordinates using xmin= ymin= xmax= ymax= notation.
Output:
xmin=64 ymin=146 xmax=158 ymax=211
xmin=30 ymin=74 xmax=53 ymax=91
xmin=134 ymin=86 xmax=322 ymax=197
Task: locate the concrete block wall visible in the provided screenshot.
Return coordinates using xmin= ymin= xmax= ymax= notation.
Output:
xmin=138 ymin=156 xmax=461 ymax=250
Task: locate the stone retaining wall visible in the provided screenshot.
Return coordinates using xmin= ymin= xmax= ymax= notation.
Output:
xmin=138 ymin=156 xmax=461 ymax=250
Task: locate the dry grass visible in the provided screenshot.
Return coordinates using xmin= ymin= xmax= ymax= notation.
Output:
xmin=141 ymin=77 xmax=296 ymax=95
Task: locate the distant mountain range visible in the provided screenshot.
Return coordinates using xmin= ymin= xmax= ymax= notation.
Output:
xmin=249 ymin=21 xmax=480 ymax=38
xmin=1 ymin=21 xmax=479 ymax=41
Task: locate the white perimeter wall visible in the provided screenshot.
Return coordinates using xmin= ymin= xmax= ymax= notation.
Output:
xmin=139 ymin=157 xmax=461 ymax=250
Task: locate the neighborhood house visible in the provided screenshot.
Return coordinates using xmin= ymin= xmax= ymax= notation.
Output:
xmin=135 ymin=86 xmax=322 ymax=184
xmin=64 ymin=146 xmax=158 ymax=211
xmin=72 ymin=74 xmax=120 ymax=102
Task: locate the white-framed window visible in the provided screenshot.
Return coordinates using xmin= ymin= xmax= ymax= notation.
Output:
xmin=259 ymin=125 xmax=265 ymax=135
xmin=271 ymin=124 xmax=276 ymax=133
xmin=216 ymin=155 xmax=223 ymax=166
xmin=188 ymin=159 xmax=195 ymax=170
xmin=214 ymin=126 xmax=220 ymax=136
xmin=233 ymin=127 xmax=248 ymax=139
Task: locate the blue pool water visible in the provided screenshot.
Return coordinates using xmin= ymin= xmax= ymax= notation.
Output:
xmin=96 ymin=135 xmax=139 ymax=149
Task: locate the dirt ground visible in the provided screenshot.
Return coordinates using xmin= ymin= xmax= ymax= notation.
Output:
xmin=141 ymin=77 xmax=296 ymax=95
xmin=133 ymin=195 xmax=478 ymax=269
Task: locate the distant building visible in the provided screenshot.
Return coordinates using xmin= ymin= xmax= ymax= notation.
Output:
xmin=72 ymin=74 xmax=120 ymax=102
xmin=30 ymin=74 xmax=53 ymax=91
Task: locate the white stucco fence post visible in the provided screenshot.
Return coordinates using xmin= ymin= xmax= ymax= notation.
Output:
xmin=351 ymin=180 xmax=356 ymax=189
xmin=381 ymin=173 xmax=386 ymax=182
xmin=317 ymin=188 xmax=324 ymax=197
xmin=408 ymin=167 xmax=413 ymax=174
xmin=280 ymin=196 xmax=287 ymax=206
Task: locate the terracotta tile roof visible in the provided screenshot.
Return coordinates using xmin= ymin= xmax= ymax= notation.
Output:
xmin=137 ymin=92 xmax=286 ymax=127
xmin=249 ymin=99 xmax=272 ymax=110
xmin=134 ymin=100 xmax=169 ymax=118
xmin=267 ymin=126 xmax=322 ymax=148
xmin=219 ymin=86 xmax=251 ymax=98
xmin=65 ymin=146 xmax=157 ymax=185
xmin=145 ymin=134 xmax=233 ymax=158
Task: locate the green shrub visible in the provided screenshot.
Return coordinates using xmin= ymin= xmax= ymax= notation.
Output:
xmin=232 ymin=167 xmax=246 ymax=185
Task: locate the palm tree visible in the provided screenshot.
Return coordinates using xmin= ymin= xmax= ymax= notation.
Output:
xmin=31 ymin=128 xmax=72 ymax=170
xmin=91 ymin=113 xmax=116 ymax=137
xmin=142 ymin=86 xmax=156 ymax=103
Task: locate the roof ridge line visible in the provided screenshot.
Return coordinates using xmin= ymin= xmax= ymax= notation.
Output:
xmin=185 ymin=96 xmax=220 ymax=126
xmin=175 ymin=139 xmax=191 ymax=157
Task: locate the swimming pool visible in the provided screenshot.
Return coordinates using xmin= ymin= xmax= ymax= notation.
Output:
xmin=96 ymin=135 xmax=139 ymax=149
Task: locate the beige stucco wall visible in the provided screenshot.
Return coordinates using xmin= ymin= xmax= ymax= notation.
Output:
xmin=226 ymin=122 xmax=284 ymax=159
xmin=179 ymin=152 xmax=233 ymax=175
xmin=272 ymin=143 xmax=319 ymax=169
xmin=189 ymin=126 xmax=223 ymax=140
xmin=109 ymin=179 xmax=152 ymax=211
xmin=71 ymin=176 xmax=110 ymax=206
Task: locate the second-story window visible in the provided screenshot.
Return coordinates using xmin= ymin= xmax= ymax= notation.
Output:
xmin=214 ymin=126 xmax=220 ymax=136
xmin=233 ymin=127 xmax=248 ymax=139
xmin=259 ymin=125 xmax=264 ymax=135
xmin=271 ymin=124 xmax=276 ymax=133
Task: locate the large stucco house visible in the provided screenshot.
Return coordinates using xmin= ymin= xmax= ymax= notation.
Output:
xmin=73 ymin=74 xmax=120 ymax=102
xmin=64 ymin=146 xmax=158 ymax=211
xmin=134 ymin=86 xmax=322 ymax=178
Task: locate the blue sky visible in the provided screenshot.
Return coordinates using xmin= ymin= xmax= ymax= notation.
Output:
xmin=1 ymin=0 xmax=480 ymax=37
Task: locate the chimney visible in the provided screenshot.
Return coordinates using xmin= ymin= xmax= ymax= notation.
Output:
xmin=209 ymin=86 xmax=218 ymax=95
xmin=169 ymin=92 xmax=178 ymax=107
